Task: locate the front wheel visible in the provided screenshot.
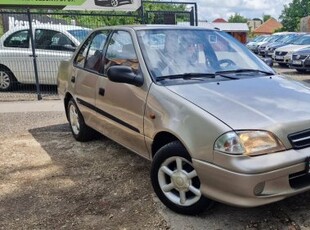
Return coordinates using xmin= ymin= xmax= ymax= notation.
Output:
xmin=151 ymin=141 xmax=213 ymax=215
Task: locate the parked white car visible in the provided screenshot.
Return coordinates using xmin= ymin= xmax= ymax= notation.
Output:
xmin=273 ymin=34 xmax=310 ymax=66
xmin=0 ymin=24 xmax=90 ymax=91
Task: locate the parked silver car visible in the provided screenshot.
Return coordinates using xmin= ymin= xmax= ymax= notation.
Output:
xmin=0 ymin=24 xmax=90 ymax=91
xmin=58 ymin=25 xmax=310 ymax=215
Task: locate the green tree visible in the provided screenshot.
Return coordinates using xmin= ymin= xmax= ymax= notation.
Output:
xmin=228 ymin=13 xmax=248 ymax=23
xmin=279 ymin=0 xmax=310 ymax=31
xmin=263 ymin=14 xmax=271 ymax=22
xmin=142 ymin=1 xmax=187 ymax=24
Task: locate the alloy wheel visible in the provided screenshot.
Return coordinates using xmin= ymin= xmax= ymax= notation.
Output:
xmin=69 ymin=103 xmax=80 ymax=135
xmin=0 ymin=70 xmax=11 ymax=90
xmin=158 ymin=156 xmax=201 ymax=206
xmin=111 ymin=0 xmax=119 ymax=7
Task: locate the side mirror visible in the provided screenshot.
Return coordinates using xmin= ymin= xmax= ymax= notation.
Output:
xmin=107 ymin=66 xmax=143 ymax=87
xmin=63 ymin=44 xmax=76 ymax=52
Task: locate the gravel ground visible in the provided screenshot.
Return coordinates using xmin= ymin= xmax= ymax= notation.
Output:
xmin=0 ymin=112 xmax=168 ymax=229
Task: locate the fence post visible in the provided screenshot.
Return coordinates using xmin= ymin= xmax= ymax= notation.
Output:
xmin=140 ymin=3 xmax=145 ymax=24
xmin=194 ymin=2 xmax=198 ymax=26
xmin=27 ymin=8 xmax=42 ymax=100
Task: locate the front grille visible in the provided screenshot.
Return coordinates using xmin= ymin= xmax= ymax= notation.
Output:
xmin=275 ymin=51 xmax=288 ymax=56
xmin=292 ymin=55 xmax=308 ymax=60
xmin=288 ymin=129 xmax=310 ymax=149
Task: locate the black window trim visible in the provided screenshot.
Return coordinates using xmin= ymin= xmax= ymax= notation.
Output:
xmin=3 ymin=29 xmax=30 ymax=48
xmin=73 ymin=29 xmax=112 ymax=76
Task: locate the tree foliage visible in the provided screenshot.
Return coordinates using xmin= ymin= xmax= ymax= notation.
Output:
xmin=279 ymin=0 xmax=310 ymax=31
xmin=0 ymin=1 xmax=190 ymax=33
xmin=228 ymin=13 xmax=248 ymax=23
xmin=263 ymin=14 xmax=271 ymax=22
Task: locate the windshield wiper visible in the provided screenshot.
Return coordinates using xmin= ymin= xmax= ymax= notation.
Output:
xmin=156 ymin=73 xmax=216 ymax=81
xmin=215 ymin=69 xmax=274 ymax=76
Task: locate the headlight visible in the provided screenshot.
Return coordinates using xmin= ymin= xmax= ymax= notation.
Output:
xmin=214 ymin=131 xmax=285 ymax=156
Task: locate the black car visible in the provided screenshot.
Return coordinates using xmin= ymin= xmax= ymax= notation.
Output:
xmin=289 ymin=47 xmax=310 ymax=73
xmin=94 ymin=0 xmax=133 ymax=7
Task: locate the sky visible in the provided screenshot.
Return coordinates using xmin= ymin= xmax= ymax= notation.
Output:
xmin=193 ymin=0 xmax=293 ymax=22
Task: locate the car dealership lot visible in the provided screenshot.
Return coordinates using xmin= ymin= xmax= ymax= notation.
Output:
xmin=0 ymin=65 xmax=310 ymax=229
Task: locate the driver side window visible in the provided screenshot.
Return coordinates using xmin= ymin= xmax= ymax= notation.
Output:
xmin=104 ymin=31 xmax=139 ymax=75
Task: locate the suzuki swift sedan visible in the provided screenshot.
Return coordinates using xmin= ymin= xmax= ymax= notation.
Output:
xmin=58 ymin=25 xmax=310 ymax=215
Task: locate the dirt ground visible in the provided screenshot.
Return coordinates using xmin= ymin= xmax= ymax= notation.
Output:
xmin=0 ymin=112 xmax=168 ymax=229
xmin=1 ymin=65 xmax=310 ymax=229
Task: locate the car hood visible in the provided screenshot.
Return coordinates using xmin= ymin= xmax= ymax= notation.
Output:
xmin=166 ymin=76 xmax=310 ymax=132
xmin=268 ymin=42 xmax=282 ymax=48
xmin=293 ymin=47 xmax=310 ymax=55
xmin=276 ymin=44 xmax=310 ymax=52
xmin=269 ymin=43 xmax=286 ymax=49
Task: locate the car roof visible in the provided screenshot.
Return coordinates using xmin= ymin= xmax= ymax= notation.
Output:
xmin=8 ymin=24 xmax=89 ymax=32
xmin=93 ymin=24 xmax=217 ymax=31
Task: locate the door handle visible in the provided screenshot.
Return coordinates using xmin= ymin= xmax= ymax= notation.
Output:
xmin=71 ymin=76 xmax=75 ymax=83
xmin=99 ymin=88 xmax=105 ymax=96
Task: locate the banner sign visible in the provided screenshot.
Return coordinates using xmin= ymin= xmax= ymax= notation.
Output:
xmin=2 ymin=14 xmax=67 ymax=32
xmin=0 ymin=0 xmax=141 ymax=11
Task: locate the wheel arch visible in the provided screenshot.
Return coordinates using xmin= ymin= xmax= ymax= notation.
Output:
xmin=151 ymin=131 xmax=187 ymax=159
xmin=64 ymin=92 xmax=74 ymax=120
xmin=0 ymin=64 xmax=17 ymax=81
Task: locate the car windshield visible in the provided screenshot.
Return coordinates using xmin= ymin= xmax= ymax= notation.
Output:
xmin=292 ymin=35 xmax=310 ymax=45
xmin=252 ymin=35 xmax=267 ymax=42
xmin=136 ymin=29 xmax=273 ymax=80
xmin=281 ymin=34 xmax=299 ymax=44
xmin=68 ymin=29 xmax=90 ymax=42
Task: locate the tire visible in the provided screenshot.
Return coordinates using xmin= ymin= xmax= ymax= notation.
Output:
xmin=0 ymin=68 xmax=16 ymax=91
xmin=278 ymin=63 xmax=287 ymax=67
xmin=151 ymin=141 xmax=213 ymax=215
xmin=67 ymin=99 xmax=97 ymax=142
xmin=296 ymin=69 xmax=307 ymax=73
xmin=110 ymin=0 xmax=119 ymax=7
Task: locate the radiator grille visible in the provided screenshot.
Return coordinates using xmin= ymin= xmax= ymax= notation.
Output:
xmin=288 ymin=129 xmax=310 ymax=149
xmin=275 ymin=51 xmax=288 ymax=56
xmin=292 ymin=54 xmax=308 ymax=60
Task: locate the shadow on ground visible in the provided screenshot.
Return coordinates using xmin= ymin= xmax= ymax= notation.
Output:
xmin=1 ymin=123 xmax=310 ymax=230
xmin=0 ymin=123 xmax=167 ymax=229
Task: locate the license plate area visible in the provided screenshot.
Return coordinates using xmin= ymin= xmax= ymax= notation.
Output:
xmin=276 ymin=55 xmax=284 ymax=60
xmin=292 ymin=60 xmax=302 ymax=65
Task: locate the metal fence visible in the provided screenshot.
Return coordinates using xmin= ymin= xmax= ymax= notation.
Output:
xmin=0 ymin=1 xmax=197 ymax=101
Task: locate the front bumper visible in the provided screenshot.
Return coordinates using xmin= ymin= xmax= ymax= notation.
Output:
xmin=274 ymin=54 xmax=291 ymax=64
xmin=289 ymin=58 xmax=310 ymax=71
xmin=193 ymin=150 xmax=310 ymax=207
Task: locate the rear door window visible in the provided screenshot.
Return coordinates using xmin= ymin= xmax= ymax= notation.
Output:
xmin=4 ymin=30 xmax=29 ymax=48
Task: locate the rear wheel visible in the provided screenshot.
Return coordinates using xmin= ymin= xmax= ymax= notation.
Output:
xmin=111 ymin=0 xmax=119 ymax=7
xmin=151 ymin=141 xmax=213 ymax=215
xmin=0 ymin=68 xmax=16 ymax=91
xmin=67 ymin=99 xmax=97 ymax=142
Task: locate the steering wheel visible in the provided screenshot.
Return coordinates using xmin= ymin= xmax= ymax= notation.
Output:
xmin=219 ymin=59 xmax=236 ymax=69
